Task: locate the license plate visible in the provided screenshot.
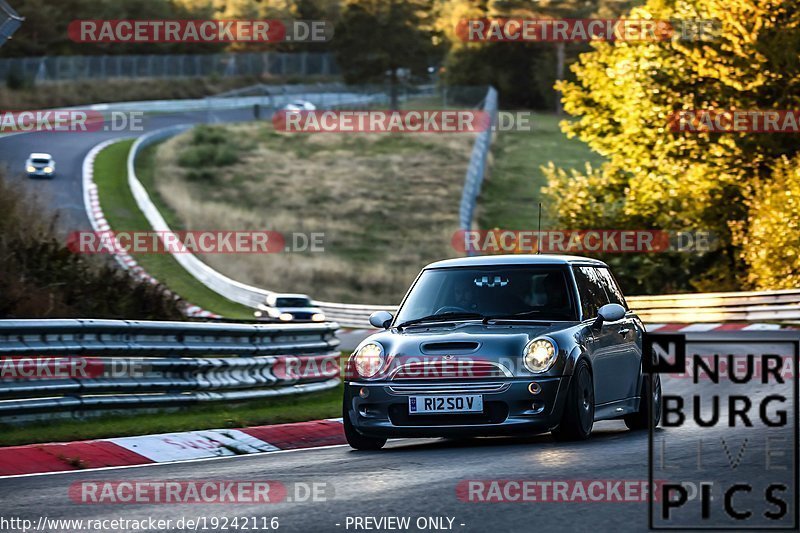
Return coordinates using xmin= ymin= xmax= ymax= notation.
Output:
xmin=408 ymin=395 xmax=483 ymax=414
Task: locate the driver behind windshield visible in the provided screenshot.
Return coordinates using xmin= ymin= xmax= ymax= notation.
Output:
xmin=453 ymin=282 xmax=479 ymax=311
xmin=395 ymin=267 xmax=576 ymax=325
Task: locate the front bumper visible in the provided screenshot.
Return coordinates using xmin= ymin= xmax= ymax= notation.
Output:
xmin=27 ymin=170 xmax=54 ymax=178
xmin=344 ymin=376 xmax=571 ymax=438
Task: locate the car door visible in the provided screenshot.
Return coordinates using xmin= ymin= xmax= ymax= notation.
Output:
xmin=595 ymin=267 xmax=642 ymax=401
xmin=572 ymin=265 xmax=630 ymax=405
xmin=573 ymin=266 xmax=615 ymax=405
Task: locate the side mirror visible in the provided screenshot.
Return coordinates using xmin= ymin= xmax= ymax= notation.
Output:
xmin=593 ymin=303 xmax=626 ymax=329
xmin=369 ymin=311 xmax=394 ymax=329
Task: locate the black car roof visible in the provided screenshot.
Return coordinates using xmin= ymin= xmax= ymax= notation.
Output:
xmin=424 ymin=254 xmax=608 ymax=270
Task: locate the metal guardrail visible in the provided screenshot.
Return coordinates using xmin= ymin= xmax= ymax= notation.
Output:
xmin=128 ymin=124 xmax=271 ymax=310
xmin=0 ymin=320 xmax=340 ymax=420
xmin=115 ymin=85 xmax=484 ymax=326
xmin=629 ymin=289 xmax=800 ymax=323
xmin=82 ymin=84 xmax=393 ymax=115
xmin=287 ymin=290 xmax=800 ymax=329
xmin=459 ymin=86 xmax=498 ymax=232
xmin=117 ymin=86 xmax=429 ymax=323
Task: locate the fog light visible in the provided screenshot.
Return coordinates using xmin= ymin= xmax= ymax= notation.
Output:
xmin=528 ymin=382 xmax=541 ymax=395
xmin=359 ymin=387 xmax=369 ymax=399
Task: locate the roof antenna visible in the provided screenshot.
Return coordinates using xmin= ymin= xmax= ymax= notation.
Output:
xmin=537 ymin=202 xmax=542 ymax=254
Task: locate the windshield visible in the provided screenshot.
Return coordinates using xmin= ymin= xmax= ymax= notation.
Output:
xmin=394 ymin=265 xmax=577 ymax=325
xmin=275 ymin=297 xmax=312 ymax=308
xmin=31 ymin=158 xmax=50 ymax=164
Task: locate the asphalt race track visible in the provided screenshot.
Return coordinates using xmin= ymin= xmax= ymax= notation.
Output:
xmin=0 ymin=108 xmax=254 ymax=233
xmin=0 ymin=332 xmax=796 ymax=532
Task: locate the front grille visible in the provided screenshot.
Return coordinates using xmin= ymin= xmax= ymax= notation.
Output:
xmin=387 ymin=382 xmax=510 ymax=395
xmin=388 ymin=402 xmax=509 ymax=426
xmin=389 ymin=360 xmax=510 ymax=380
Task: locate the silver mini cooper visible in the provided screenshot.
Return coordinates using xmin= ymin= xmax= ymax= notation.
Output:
xmin=343 ymin=254 xmax=662 ymax=450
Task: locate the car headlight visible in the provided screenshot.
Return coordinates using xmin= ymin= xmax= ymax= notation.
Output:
xmin=353 ymin=342 xmax=384 ymax=378
xmin=43 ymin=166 xmax=53 ymax=173
xmin=311 ymin=313 xmax=325 ymax=322
xmin=523 ymin=338 xmax=558 ymax=373
xmin=26 ymin=165 xmax=35 ymax=172
xmin=279 ymin=312 xmax=293 ymax=321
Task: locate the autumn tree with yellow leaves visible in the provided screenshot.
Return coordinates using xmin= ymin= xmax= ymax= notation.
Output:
xmin=544 ymin=0 xmax=800 ymax=293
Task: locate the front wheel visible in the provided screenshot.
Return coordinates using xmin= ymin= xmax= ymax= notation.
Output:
xmin=343 ymin=397 xmax=386 ymax=451
xmin=552 ymin=359 xmax=594 ymax=441
xmin=624 ymin=374 xmax=662 ymax=430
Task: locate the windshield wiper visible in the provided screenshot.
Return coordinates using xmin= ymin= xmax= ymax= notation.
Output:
xmin=482 ymin=310 xmax=552 ymax=323
xmin=396 ymin=312 xmax=484 ymax=329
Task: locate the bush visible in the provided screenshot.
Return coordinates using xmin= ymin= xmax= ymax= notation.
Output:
xmin=177 ymin=126 xmax=240 ymax=168
xmin=736 ymin=155 xmax=800 ymax=290
xmin=192 ymin=125 xmax=229 ymax=145
xmin=186 ymin=168 xmax=217 ymax=182
xmin=0 ymin=171 xmax=184 ymax=319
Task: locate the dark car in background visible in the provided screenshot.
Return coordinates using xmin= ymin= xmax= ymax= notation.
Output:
xmin=343 ymin=254 xmax=661 ymax=450
xmin=254 ymin=293 xmax=326 ymax=322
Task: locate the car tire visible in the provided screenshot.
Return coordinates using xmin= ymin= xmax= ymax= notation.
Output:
xmin=552 ymin=359 xmax=594 ymax=441
xmin=624 ymin=374 xmax=662 ymax=430
xmin=343 ymin=397 xmax=386 ymax=451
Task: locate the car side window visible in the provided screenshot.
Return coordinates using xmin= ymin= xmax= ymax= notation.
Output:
xmin=595 ymin=267 xmax=628 ymax=309
xmin=572 ymin=266 xmax=609 ymax=320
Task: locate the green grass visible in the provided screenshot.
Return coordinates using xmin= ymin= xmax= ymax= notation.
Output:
xmin=149 ymin=122 xmax=471 ymax=304
xmin=0 ymin=382 xmax=344 ymax=447
xmin=479 ymin=113 xmax=604 ymax=229
xmin=135 ymin=141 xmax=200 ymax=232
xmin=93 ymin=139 xmax=254 ymax=318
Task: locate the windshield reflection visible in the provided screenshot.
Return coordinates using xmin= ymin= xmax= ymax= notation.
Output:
xmin=395 ymin=266 xmax=577 ymax=325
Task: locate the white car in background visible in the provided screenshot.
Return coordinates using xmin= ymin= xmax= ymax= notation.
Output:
xmin=282 ymin=100 xmax=316 ymax=112
xmin=254 ymin=293 xmax=326 ymax=322
xmin=25 ymin=152 xmax=56 ymax=178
